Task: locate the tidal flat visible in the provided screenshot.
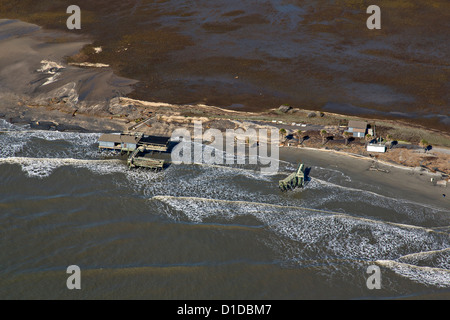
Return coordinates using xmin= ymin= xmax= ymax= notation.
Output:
xmin=1 ymin=0 xmax=449 ymax=131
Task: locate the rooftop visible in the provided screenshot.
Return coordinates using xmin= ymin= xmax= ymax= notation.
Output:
xmin=140 ymin=135 xmax=171 ymax=146
xmin=98 ymin=133 xmax=140 ymax=144
xmin=348 ymin=120 xmax=368 ymax=129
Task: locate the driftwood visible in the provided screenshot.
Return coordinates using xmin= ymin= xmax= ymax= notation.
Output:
xmin=369 ymin=161 xmax=390 ymax=173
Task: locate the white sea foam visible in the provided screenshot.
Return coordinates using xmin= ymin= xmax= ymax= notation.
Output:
xmin=27 ymin=130 xmax=101 ymax=146
xmin=313 ymin=165 xmax=353 ymax=183
xmin=0 ymin=119 xmax=22 ymax=131
xmin=151 ymin=194 xmax=450 ymax=288
xmin=37 ymin=60 xmax=65 ymax=74
xmin=0 ymin=157 xmax=124 ymax=178
xmin=151 ymin=195 xmax=449 ymax=262
xmin=175 ymin=140 xmax=285 ymax=175
xmin=0 ymin=140 xmax=26 ymax=158
xmin=195 ymin=162 xmax=273 ymax=181
xmin=377 ymin=260 xmax=450 ymax=288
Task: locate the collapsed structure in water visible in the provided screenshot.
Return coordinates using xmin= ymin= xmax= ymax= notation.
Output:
xmin=279 ymin=163 xmax=306 ymax=192
xmin=98 ymin=132 xmax=170 ymax=170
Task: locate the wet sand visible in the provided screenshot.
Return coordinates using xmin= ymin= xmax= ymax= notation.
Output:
xmin=0 ymin=19 xmax=136 ymax=131
xmin=280 ymin=146 xmax=449 ymax=211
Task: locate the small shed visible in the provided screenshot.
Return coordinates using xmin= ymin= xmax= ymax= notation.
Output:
xmin=347 ymin=120 xmax=368 ymax=138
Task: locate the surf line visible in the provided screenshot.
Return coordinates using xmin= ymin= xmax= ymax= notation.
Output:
xmin=151 ymin=195 xmax=446 ymax=235
xmin=180 ymin=161 xmax=286 ymax=178
xmin=0 ymin=157 xmax=122 ymax=165
xmin=375 ymin=260 xmax=450 ymax=288
xmin=312 ymin=176 xmax=450 ymax=214
xmin=396 ymin=247 xmax=450 ymax=262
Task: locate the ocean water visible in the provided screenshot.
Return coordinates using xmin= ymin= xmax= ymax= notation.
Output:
xmin=0 ymin=119 xmax=449 ymax=299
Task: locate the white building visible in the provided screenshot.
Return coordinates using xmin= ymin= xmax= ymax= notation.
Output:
xmin=367 ymin=143 xmax=386 ymax=153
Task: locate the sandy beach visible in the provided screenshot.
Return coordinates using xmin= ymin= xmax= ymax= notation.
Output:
xmin=279 ymin=147 xmax=449 ymax=211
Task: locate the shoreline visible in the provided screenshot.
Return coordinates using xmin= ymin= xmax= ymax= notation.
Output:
xmin=1 ymin=95 xmax=450 ymax=177
xmin=0 ymin=18 xmax=448 ymax=181
xmin=1 ymin=109 xmax=448 ymax=212
xmin=278 ymin=147 xmax=449 ymax=211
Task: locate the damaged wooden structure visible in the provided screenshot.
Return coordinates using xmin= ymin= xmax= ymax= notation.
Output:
xmin=127 ymin=146 xmax=165 ymax=170
xmin=279 ymin=163 xmax=306 ymax=192
xmin=98 ymin=132 xmax=170 ymax=170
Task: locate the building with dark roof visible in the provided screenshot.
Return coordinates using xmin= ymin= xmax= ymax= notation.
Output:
xmin=347 ymin=120 xmax=368 ymax=138
xmin=98 ymin=133 xmax=141 ymax=152
xmin=98 ymin=132 xmax=170 ymax=152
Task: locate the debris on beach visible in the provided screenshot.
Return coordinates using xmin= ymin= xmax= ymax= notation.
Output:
xmin=369 ymin=161 xmax=390 ymax=173
xmin=436 ymin=180 xmax=447 ymax=187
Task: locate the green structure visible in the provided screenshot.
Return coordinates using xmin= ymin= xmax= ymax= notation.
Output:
xmin=279 ymin=163 xmax=306 ymax=192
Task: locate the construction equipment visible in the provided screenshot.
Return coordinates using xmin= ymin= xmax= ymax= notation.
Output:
xmin=279 ymin=163 xmax=306 ymax=192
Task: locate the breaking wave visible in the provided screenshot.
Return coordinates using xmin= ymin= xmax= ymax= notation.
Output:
xmin=0 ymin=121 xmax=118 ymax=177
xmin=1 ymin=119 xmax=449 ymax=288
xmin=151 ymin=195 xmax=449 ymax=287
xmin=377 ymin=260 xmax=450 ymax=288
xmin=0 ymin=157 xmax=125 ymax=178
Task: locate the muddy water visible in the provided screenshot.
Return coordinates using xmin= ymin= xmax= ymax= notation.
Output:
xmin=70 ymin=0 xmax=449 ymax=130
xmin=1 ymin=1 xmax=449 ymax=131
xmin=0 ymin=120 xmax=449 ymax=299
